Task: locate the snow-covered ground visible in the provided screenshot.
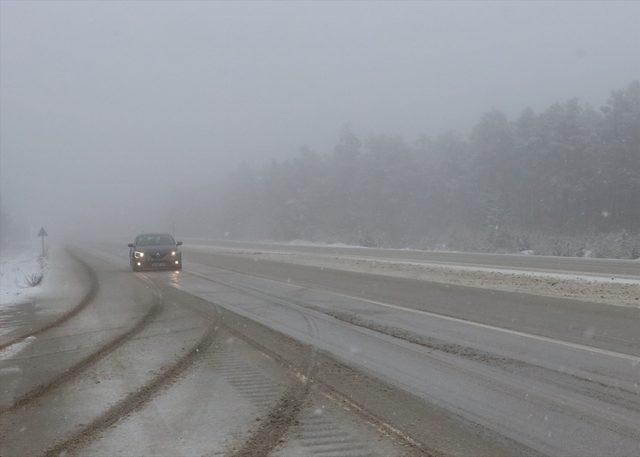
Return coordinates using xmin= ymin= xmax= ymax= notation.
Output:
xmin=0 ymin=246 xmax=88 ymax=345
xmin=185 ymin=237 xmax=364 ymax=249
xmin=0 ymin=248 xmax=46 ymax=309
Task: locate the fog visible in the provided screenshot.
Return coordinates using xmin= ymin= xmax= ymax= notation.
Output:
xmin=1 ymin=1 xmax=639 ymax=244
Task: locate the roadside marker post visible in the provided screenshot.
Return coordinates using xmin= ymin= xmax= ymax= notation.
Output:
xmin=38 ymin=227 xmax=48 ymax=257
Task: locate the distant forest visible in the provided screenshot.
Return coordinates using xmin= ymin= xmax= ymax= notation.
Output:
xmin=205 ymin=82 xmax=639 ymax=258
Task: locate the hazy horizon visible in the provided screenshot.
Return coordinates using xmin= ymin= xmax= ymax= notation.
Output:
xmin=2 ymin=1 xmax=639 ymax=240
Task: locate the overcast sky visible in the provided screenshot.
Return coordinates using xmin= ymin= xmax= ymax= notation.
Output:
xmin=1 ymin=1 xmax=639 ymax=238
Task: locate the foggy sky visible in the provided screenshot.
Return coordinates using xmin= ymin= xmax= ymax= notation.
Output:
xmin=1 ymin=1 xmax=639 ymax=239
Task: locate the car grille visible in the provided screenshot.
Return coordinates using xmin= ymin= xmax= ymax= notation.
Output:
xmin=149 ymin=250 xmax=170 ymax=260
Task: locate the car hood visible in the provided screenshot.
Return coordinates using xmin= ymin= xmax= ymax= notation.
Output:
xmin=135 ymin=245 xmax=177 ymax=254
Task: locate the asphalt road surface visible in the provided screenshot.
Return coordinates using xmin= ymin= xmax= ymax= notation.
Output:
xmin=1 ymin=243 xmax=638 ymax=457
xmin=187 ymin=238 xmax=640 ymax=278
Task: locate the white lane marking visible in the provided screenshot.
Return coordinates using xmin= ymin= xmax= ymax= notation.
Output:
xmin=182 ymin=261 xmax=640 ymax=364
xmin=186 ymin=243 xmax=640 ymax=283
xmin=186 ymin=246 xmax=640 ymax=312
xmin=80 ymin=246 xmax=640 ymax=364
xmin=314 ymin=288 xmax=640 ymax=363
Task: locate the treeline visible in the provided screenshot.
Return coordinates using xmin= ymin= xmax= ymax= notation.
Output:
xmin=206 ymin=82 xmax=640 ymax=258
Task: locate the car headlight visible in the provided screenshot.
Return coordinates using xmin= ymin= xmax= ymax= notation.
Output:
xmin=171 ymin=251 xmax=177 ymax=256
xmin=134 ymin=251 xmax=145 ymax=258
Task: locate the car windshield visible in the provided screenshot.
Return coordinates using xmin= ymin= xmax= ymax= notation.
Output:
xmin=135 ymin=234 xmax=175 ymax=246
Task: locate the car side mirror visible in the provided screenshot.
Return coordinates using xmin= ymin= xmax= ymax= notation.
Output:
xmin=176 ymin=241 xmax=183 ymax=246
xmin=128 ymin=243 xmax=134 ymax=248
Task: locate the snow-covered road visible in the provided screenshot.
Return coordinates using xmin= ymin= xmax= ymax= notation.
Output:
xmin=2 ymin=242 xmax=638 ymax=457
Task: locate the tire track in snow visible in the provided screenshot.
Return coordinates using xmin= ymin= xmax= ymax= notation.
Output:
xmin=41 ymin=321 xmax=219 ymax=457
xmin=180 ymin=272 xmax=321 ymax=457
xmin=178 ymin=270 xmax=425 ymax=457
xmin=1 ymin=301 xmax=163 ymax=414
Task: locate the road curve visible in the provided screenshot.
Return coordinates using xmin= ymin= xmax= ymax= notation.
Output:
xmin=12 ymin=242 xmax=635 ymax=457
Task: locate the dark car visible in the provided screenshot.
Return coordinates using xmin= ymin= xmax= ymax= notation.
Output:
xmin=128 ymin=233 xmax=183 ymax=271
